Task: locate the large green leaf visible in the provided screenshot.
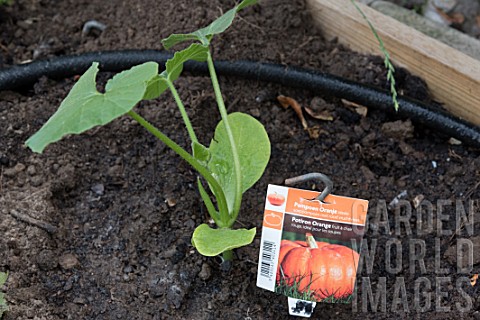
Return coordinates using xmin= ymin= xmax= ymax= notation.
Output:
xmin=162 ymin=0 xmax=257 ymax=49
xmin=143 ymin=75 xmax=168 ymax=100
xmin=164 ymin=43 xmax=208 ymax=81
xmin=208 ymin=112 xmax=270 ymax=213
xmin=26 ymin=62 xmax=158 ymax=153
xmin=192 ymin=224 xmax=256 ymax=256
xmin=144 ymin=43 xmax=208 ymax=100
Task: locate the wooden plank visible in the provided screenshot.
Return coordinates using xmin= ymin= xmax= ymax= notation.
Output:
xmin=307 ymin=0 xmax=480 ymax=126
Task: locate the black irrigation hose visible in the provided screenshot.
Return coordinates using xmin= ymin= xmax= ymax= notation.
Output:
xmin=1 ymin=49 xmax=479 ymax=147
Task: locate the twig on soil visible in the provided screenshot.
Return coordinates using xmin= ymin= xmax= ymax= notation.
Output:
xmin=463 ymin=181 xmax=480 ymax=200
xmin=238 ymin=15 xmax=265 ymax=34
xmin=9 ymin=209 xmax=57 ymax=234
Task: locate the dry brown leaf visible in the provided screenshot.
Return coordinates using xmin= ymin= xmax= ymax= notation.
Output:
xmin=277 ymin=95 xmax=308 ymax=129
xmin=307 ymin=126 xmax=327 ymax=139
xmin=341 ymin=99 xmax=368 ymax=117
xmin=470 ymin=274 xmax=478 ymax=286
xmin=412 ymin=194 xmax=425 ymax=209
xmin=304 ymin=107 xmax=333 ymax=121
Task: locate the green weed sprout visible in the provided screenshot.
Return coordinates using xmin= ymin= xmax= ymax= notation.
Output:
xmin=26 ymin=0 xmax=270 ymax=262
xmin=351 ymin=0 xmax=399 ymax=111
xmin=0 ymin=272 xmax=8 ymax=318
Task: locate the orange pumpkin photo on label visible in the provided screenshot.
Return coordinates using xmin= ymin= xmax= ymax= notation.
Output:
xmin=267 ymin=193 xmax=285 ymax=206
xmin=277 ymin=233 xmax=359 ymax=301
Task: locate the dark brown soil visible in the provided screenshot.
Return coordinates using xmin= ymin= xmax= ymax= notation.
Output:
xmin=1 ymin=0 xmax=480 ymax=319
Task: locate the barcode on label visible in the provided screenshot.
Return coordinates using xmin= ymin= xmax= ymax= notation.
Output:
xmin=260 ymin=240 xmax=276 ymax=279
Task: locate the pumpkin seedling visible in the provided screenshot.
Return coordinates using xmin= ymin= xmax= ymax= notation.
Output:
xmin=25 ymin=0 xmax=270 ymax=263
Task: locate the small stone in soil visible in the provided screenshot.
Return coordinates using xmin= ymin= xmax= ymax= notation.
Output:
xmin=59 ymin=253 xmax=79 ymax=269
xmin=91 ymin=183 xmax=105 ymax=196
xmin=27 ymin=165 xmax=36 ymax=176
xmin=73 ymin=297 xmax=87 ymax=305
xmin=381 ymin=119 xmax=415 ymax=140
xmin=166 ymin=285 xmax=185 ymax=309
xmin=360 ymin=166 xmax=376 ymax=181
xmin=36 ymin=250 xmax=58 ymax=271
xmin=183 ymin=219 xmax=195 ymax=229
xmin=166 ymin=197 xmax=177 ymax=207
xmin=3 ymin=163 xmax=26 ymax=177
xmin=250 ymin=108 xmax=261 ymax=117
xmin=30 ymin=176 xmax=44 ymax=187
xmin=198 ymin=263 xmax=211 ymax=281
xmin=63 ymin=277 xmax=74 ymax=291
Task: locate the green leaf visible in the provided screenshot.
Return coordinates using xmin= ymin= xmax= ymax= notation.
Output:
xmin=161 ymin=0 xmax=257 ymax=49
xmin=144 ymin=44 xmax=208 ymax=100
xmin=0 ymin=273 xmax=6 ymax=287
xmin=162 ymin=34 xmax=201 ymax=50
xmin=208 ymin=112 xmax=270 ymax=214
xmin=195 ymin=0 xmax=257 ymax=40
xmin=191 ymin=224 xmax=255 ymax=256
xmin=26 ymin=62 xmax=158 ymax=153
xmin=192 ymin=141 xmax=210 ymax=163
xmin=143 ymin=75 xmax=168 ymax=100
xmin=164 ymin=43 xmax=208 ymax=81
xmin=237 ymin=0 xmax=257 ymax=10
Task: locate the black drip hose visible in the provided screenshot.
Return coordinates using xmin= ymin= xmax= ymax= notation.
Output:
xmin=1 ymin=49 xmax=479 ymax=146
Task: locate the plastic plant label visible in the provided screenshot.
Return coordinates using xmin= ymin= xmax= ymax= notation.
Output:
xmin=256 ymin=184 xmax=369 ymax=317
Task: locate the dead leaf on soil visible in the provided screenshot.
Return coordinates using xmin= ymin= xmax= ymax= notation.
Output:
xmin=304 ymin=107 xmax=333 ymax=121
xmin=412 ymin=194 xmax=425 ymax=209
xmin=470 ymin=274 xmax=478 ymax=286
xmin=277 ymin=95 xmax=308 ymax=130
xmin=307 ymin=126 xmax=326 ymax=139
xmin=341 ymin=99 xmax=368 ymax=117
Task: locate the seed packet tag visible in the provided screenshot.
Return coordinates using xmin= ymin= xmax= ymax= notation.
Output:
xmin=256 ymin=184 xmax=368 ymax=317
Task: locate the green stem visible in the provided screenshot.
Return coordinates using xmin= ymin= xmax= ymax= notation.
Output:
xmin=206 ymin=51 xmax=242 ymax=224
xmin=222 ymin=249 xmax=234 ymax=262
xmin=167 ymin=80 xmax=198 ymax=144
xmin=350 ymin=0 xmax=399 ymax=111
xmin=127 ymin=110 xmax=229 ymax=227
xmin=167 ymin=80 xmax=225 ymax=227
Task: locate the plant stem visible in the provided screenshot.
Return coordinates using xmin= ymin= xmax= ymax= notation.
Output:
xmin=167 ymin=80 xmax=198 ymax=143
xmin=167 ymin=80 xmax=220 ymax=222
xmin=127 ymin=110 xmax=229 ymax=227
xmin=206 ymin=50 xmax=242 ymax=223
xmin=222 ymin=249 xmax=234 ymax=262
xmin=350 ymin=0 xmax=399 ymax=111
